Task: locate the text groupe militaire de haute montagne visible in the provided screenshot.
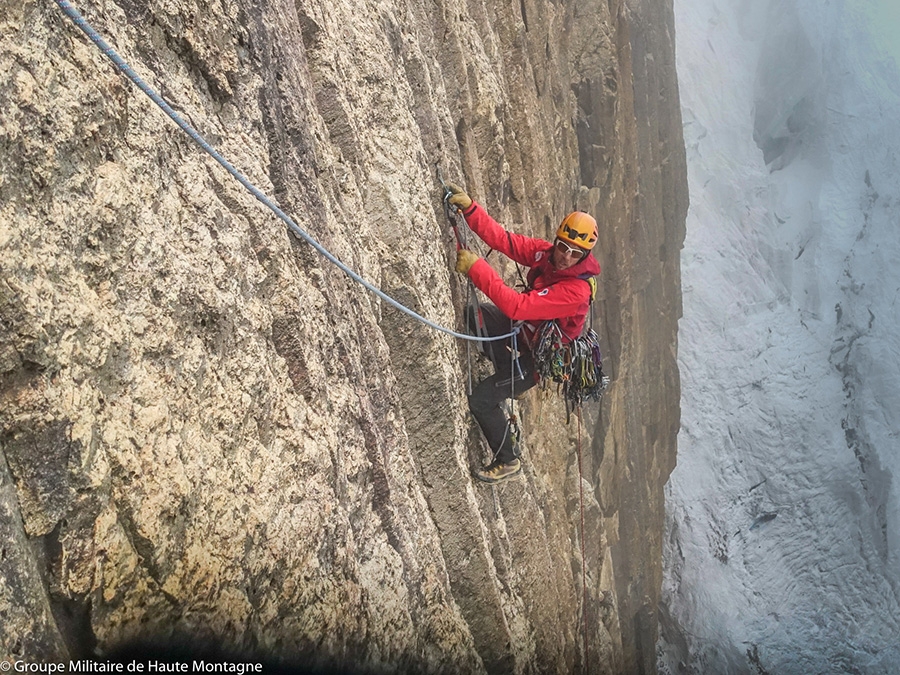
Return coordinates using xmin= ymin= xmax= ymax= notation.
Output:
xmin=5 ymin=662 xmax=263 ymax=675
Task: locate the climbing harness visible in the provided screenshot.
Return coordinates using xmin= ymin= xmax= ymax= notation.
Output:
xmin=52 ymin=0 xmax=518 ymax=347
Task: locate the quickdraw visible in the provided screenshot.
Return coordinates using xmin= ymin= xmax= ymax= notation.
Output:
xmin=533 ymin=320 xmax=610 ymax=420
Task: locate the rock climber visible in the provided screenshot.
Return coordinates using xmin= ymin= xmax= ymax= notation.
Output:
xmin=446 ymin=183 xmax=601 ymax=484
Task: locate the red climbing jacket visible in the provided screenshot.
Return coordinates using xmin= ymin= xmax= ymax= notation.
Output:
xmin=460 ymin=201 xmax=601 ymax=344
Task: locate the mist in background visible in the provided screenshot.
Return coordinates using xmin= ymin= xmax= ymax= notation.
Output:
xmin=660 ymin=0 xmax=900 ymax=672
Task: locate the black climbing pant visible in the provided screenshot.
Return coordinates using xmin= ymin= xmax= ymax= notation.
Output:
xmin=466 ymin=304 xmax=537 ymax=464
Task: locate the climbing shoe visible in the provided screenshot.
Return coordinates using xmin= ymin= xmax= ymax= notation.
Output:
xmin=474 ymin=458 xmax=522 ymax=484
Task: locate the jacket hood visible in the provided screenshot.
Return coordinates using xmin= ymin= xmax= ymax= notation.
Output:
xmin=560 ymin=249 xmax=601 ymax=277
xmin=530 ymin=243 xmax=601 ymax=285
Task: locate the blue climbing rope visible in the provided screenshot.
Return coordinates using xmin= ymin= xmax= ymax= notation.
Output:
xmin=52 ymin=0 xmax=518 ymax=344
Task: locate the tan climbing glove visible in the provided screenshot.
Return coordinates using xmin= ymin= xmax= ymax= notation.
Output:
xmin=446 ymin=183 xmax=473 ymax=211
xmin=456 ymin=249 xmax=479 ymax=275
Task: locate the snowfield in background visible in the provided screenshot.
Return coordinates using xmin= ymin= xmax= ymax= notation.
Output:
xmin=660 ymin=0 xmax=900 ymax=672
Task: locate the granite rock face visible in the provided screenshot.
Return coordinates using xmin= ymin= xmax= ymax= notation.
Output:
xmin=0 ymin=0 xmax=685 ymax=672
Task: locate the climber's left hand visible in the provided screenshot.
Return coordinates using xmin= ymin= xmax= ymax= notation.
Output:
xmin=456 ymin=249 xmax=479 ymax=274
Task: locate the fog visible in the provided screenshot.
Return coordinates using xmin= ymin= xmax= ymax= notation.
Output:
xmin=660 ymin=0 xmax=900 ymax=672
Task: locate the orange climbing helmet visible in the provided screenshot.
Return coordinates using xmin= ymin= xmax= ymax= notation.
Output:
xmin=556 ymin=211 xmax=598 ymax=250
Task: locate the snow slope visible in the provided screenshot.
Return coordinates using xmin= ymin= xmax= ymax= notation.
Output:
xmin=660 ymin=0 xmax=900 ymax=672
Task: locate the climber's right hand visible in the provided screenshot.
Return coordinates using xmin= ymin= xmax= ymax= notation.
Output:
xmin=446 ymin=183 xmax=473 ymax=211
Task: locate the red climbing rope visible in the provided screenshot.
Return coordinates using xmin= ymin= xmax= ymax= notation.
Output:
xmin=575 ymin=408 xmax=589 ymax=672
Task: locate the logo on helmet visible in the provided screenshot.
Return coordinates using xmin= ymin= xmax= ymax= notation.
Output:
xmin=562 ymin=224 xmax=590 ymax=241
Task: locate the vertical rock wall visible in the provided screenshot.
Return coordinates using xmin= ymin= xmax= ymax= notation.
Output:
xmin=0 ymin=0 xmax=685 ymax=672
